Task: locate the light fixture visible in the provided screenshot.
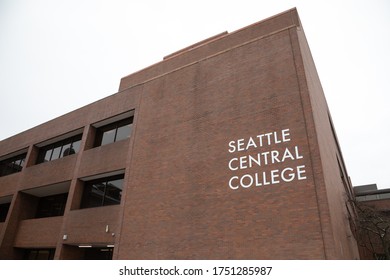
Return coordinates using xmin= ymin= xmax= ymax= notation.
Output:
xmin=107 ymin=244 xmax=114 ymax=248
xmin=78 ymin=245 xmax=92 ymax=248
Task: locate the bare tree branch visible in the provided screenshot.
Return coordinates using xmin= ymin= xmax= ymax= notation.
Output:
xmin=349 ymin=198 xmax=390 ymax=259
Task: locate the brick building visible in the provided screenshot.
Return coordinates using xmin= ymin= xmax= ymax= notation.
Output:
xmin=0 ymin=9 xmax=360 ymax=259
xmin=354 ymin=184 xmax=390 ymax=259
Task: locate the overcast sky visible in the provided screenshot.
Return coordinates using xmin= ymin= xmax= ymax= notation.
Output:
xmin=0 ymin=0 xmax=389 ymax=189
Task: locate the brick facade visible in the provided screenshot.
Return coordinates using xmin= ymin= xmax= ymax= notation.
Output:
xmin=0 ymin=9 xmax=360 ymax=259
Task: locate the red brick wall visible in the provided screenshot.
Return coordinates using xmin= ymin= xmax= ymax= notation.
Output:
xmin=293 ymin=24 xmax=359 ymax=259
xmin=117 ymin=16 xmax=328 ymax=259
xmin=61 ymin=206 xmax=119 ymax=246
xmin=14 ymin=216 xmax=63 ymax=248
xmin=365 ymin=199 xmax=390 ymax=211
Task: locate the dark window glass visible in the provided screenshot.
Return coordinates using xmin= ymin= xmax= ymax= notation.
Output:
xmin=61 ymin=143 xmax=71 ymax=157
xmin=81 ymin=175 xmax=124 ymax=209
xmin=104 ymin=178 xmax=123 ymax=206
xmin=85 ymin=182 xmax=106 ymax=208
xmin=95 ymin=117 xmax=133 ymax=147
xmin=35 ymin=193 xmax=68 ymax=218
xmin=84 ymin=248 xmax=113 ymax=260
xmin=0 ymin=203 xmax=11 ymax=222
xmin=24 ymin=249 xmax=55 ymax=260
xmin=0 ymin=153 xmax=27 ymax=177
xmin=36 ymin=134 xmax=82 ymax=164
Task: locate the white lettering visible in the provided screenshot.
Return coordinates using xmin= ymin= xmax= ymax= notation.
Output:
xmin=228 ymin=129 xmax=293 ymax=154
xmin=248 ymin=154 xmax=261 ymax=168
xmin=255 ymin=172 xmax=262 ymax=186
xmin=281 ymin=167 xmax=295 ymax=182
xmin=240 ymin=174 xmax=253 ymax=188
xmin=229 ymin=176 xmax=239 ymax=190
xmin=228 ymin=165 xmax=308 ymax=190
xmin=274 ymin=131 xmax=282 ymax=144
xmin=245 ymin=137 xmax=257 ymax=150
xmin=295 ymin=145 xmax=303 ymax=159
xmin=228 ymin=158 xmax=239 ymax=171
xmin=239 ymin=156 xmax=248 ymax=169
xmin=264 ymin=133 xmax=272 ymax=145
xmin=256 ymin=134 xmax=264 ymax=147
xmin=282 ymin=129 xmax=291 ymax=142
xmin=270 ymin=169 xmax=280 ymax=184
xmin=262 ymin=151 xmax=270 ymax=165
xmin=237 ymin=139 xmax=245 ymax=151
xmin=271 ymin=150 xmax=280 ymax=164
xmin=263 ymin=171 xmax=271 ymax=185
xmin=297 ymin=165 xmax=307 ymax=180
xmin=227 ymin=128 xmax=307 ymax=190
xmin=228 ymin=141 xmax=236 ymax=153
xmin=281 ymin=147 xmax=295 ymax=161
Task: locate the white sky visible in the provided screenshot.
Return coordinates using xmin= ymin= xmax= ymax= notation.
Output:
xmin=0 ymin=0 xmax=389 ymax=189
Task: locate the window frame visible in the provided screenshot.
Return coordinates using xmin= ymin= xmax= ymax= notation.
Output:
xmin=23 ymin=248 xmax=55 ymax=260
xmin=84 ymin=247 xmax=113 ymax=260
xmin=36 ymin=134 xmax=82 ymax=164
xmin=80 ymin=174 xmax=124 ymax=209
xmin=0 ymin=153 xmax=27 ymax=177
xmin=35 ymin=193 xmax=68 ymax=219
xmin=94 ymin=117 xmax=133 ymax=147
xmin=0 ymin=202 xmax=11 ymax=222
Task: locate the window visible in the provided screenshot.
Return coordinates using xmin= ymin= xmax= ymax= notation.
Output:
xmin=94 ymin=117 xmax=133 ymax=147
xmin=36 ymin=134 xmax=82 ymax=164
xmin=24 ymin=248 xmax=55 ymax=260
xmin=84 ymin=247 xmax=113 ymax=260
xmin=35 ymin=193 xmax=68 ymax=219
xmin=81 ymin=175 xmax=124 ymax=209
xmin=0 ymin=202 xmax=11 ymax=222
xmin=0 ymin=153 xmax=26 ymax=177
